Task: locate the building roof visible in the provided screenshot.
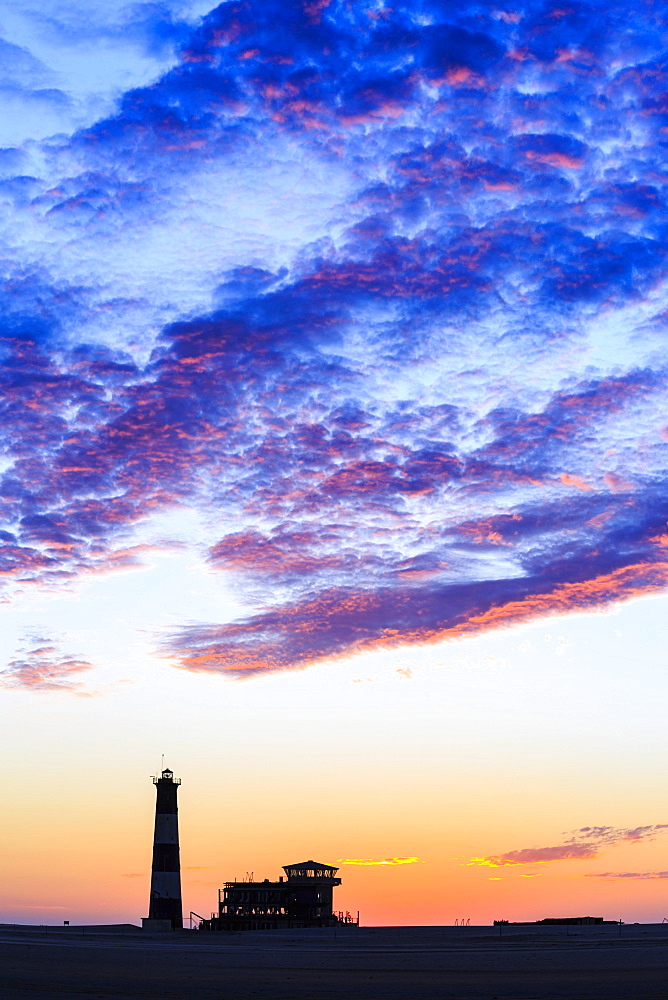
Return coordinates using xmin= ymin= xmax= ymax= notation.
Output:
xmin=283 ymin=860 xmax=338 ymax=871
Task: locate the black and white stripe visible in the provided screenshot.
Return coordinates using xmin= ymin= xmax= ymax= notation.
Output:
xmin=147 ymin=768 xmax=182 ymax=929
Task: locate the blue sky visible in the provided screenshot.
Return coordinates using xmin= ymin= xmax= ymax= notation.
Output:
xmin=1 ymin=0 xmax=668 ymax=924
xmin=1 ymin=0 xmax=666 ymax=680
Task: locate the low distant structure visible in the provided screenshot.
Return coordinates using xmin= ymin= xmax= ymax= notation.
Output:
xmin=199 ymin=860 xmax=357 ymax=932
xmin=494 ymin=916 xmax=618 ymax=926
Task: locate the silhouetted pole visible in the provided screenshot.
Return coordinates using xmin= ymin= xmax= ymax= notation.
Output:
xmin=147 ymin=767 xmax=182 ymax=929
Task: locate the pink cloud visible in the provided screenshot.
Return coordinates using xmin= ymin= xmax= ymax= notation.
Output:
xmin=1 ymin=633 xmax=94 ymax=694
xmin=468 ymin=824 xmax=668 ymax=867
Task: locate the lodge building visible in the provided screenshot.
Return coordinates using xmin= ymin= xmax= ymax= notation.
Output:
xmin=200 ymin=860 xmax=356 ymax=931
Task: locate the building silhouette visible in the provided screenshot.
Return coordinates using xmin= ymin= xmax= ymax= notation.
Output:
xmin=201 ymin=860 xmax=356 ymax=931
xmin=494 ymin=916 xmax=616 ymax=926
xmin=142 ymin=767 xmax=183 ymax=931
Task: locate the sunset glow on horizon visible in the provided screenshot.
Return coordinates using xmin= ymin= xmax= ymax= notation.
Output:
xmin=1 ymin=0 xmax=667 ymax=928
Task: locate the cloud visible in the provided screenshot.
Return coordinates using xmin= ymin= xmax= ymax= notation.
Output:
xmin=0 ymin=633 xmax=94 ymax=693
xmin=338 ymin=857 xmax=422 ymax=866
xmin=164 ymin=562 xmax=668 ymax=677
xmin=569 ymin=825 xmax=668 ymax=844
xmin=1 ymin=0 xmax=668 ymax=677
xmin=0 ymin=1 xmax=210 ymax=144
xmin=13 ymin=904 xmax=65 ymax=909
xmin=468 ymin=844 xmax=599 ymax=867
xmin=583 ymin=871 xmax=668 ymax=880
xmin=467 ymin=825 xmax=668 ymax=867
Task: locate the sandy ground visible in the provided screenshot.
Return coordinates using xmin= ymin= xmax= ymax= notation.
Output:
xmin=1 ymin=924 xmax=667 ymax=999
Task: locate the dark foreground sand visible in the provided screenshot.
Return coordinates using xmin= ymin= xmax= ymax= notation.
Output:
xmin=1 ymin=923 xmax=667 ymax=999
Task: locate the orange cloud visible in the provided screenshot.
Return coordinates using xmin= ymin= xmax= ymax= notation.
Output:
xmin=338 ymin=857 xmax=422 ymax=866
xmin=560 ymin=473 xmax=592 ymax=490
xmin=466 ymin=845 xmax=596 ymax=867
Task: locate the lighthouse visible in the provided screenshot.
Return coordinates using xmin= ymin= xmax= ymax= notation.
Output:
xmin=142 ymin=767 xmax=183 ymax=931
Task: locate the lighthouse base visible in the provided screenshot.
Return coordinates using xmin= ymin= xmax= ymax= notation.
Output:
xmin=141 ymin=918 xmax=173 ymax=933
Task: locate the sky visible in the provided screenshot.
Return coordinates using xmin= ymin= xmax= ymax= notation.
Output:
xmin=0 ymin=0 xmax=667 ymax=927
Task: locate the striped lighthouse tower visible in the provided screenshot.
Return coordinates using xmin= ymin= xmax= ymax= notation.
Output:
xmin=143 ymin=767 xmax=183 ymax=930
